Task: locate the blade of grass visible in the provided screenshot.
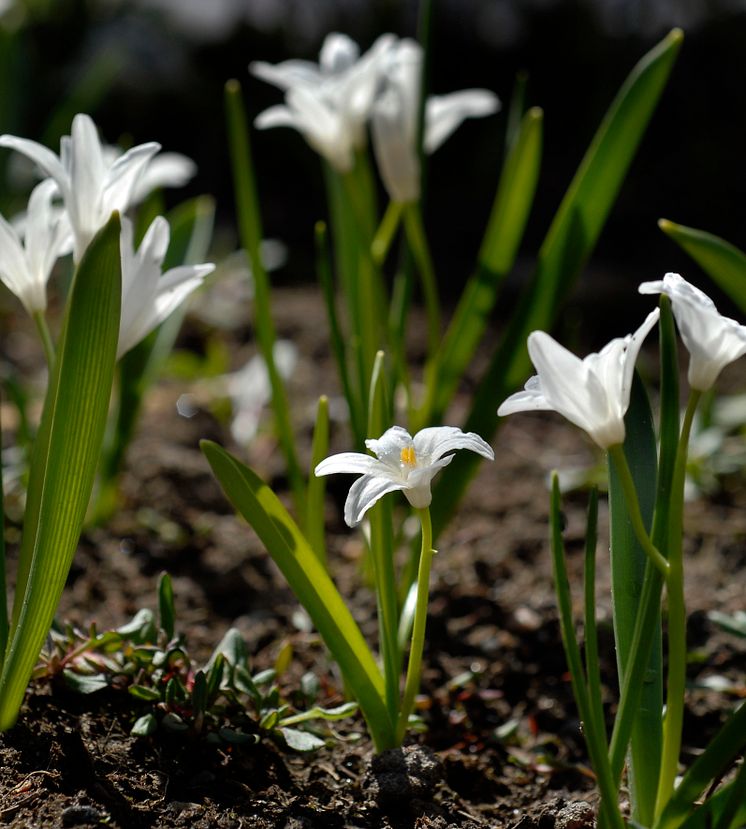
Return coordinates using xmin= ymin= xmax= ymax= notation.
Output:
xmin=431 ymin=27 xmax=683 ymax=539
xmin=201 ymin=439 xmax=394 ymax=750
xmin=307 ymin=395 xmax=329 ymax=567
xmin=367 ymin=352 xmax=400 ymax=724
xmin=225 ymin=79 xmax=305 ymax=513
xmin=0 ymin=213 xmax=121 ymax=729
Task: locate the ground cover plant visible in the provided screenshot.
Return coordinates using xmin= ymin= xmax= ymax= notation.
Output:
xmin=0 ymin=5 xmax=744 ymax=828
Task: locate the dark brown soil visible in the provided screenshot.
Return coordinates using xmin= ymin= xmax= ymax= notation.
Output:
xmin=0 ymin=287 xmax=744 ymax=828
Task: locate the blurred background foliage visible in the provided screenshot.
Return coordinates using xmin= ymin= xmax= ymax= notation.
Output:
xmin=0 ymin=0 xmax=744 ymax=334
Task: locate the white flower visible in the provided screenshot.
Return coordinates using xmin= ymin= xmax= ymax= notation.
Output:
xmin=252 ymin=33 xmax=394 ymax=171
xmin=315 ymin=425 xmax=494 ymax=527
xmin=118 ymin=216 xmax=214 ymax=359
xmin=371 ymin=39 xmax=499 ymax=203
xmin=0 ymin=113 xmax=160 ymax=261
xmin=497 ymin=310 xmax=660 ymax=449
xmin=639 ymin=272 xmax=746 ymax=391
xmin=0 ymin=179 xmax=72 ymax=315
xmin=102 ymin=147 xmax=197 ymax=205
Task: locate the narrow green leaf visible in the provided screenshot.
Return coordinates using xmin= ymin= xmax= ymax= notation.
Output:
xmin=191 ymin=670 xmax=207 ymax=714
xmin=367 ymin=352 xmax=400 ymax=723
xmin=201 ymin=439 xmax=394 ymax=750
xmin=432 ymin=27 xmax=683 ymax=538
xmin=425 ymin=106 xmax=542 ymax=423
xmin=655 ymin=702 xmax=746 ymax=829
xmin=158 ymin=572 xmax=175 ymax=641
xmin=659 ymin=219 xmax=746 ymax=314
xmin=0 ymin=214 xmax=121 ymax=731
xmin=225 ymin=79 xmax=305 ymax=512
xmin=0 ymin=399 xmax=6 ymax=663
xmin=608 ymin=373 xmax=662 ymax=825
xmin=279 ymin=701 xmax=358 ymax=726
xmin=672 ymin=774 xmax=746 ymax=829
xmin=307 ymin=395 xmax=330 ymax=566
xmin=129 ymin=685 xmax=162 ymax=702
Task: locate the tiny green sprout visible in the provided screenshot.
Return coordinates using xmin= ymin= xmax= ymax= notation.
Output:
xmin=35 ymin=573 xmax=357 ymax=751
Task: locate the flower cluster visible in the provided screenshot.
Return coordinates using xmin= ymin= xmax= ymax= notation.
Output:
xmin=0 ymin=114 xmax=214 ymax=358
xmin=251 ymin=33 xmax=500 ymax=202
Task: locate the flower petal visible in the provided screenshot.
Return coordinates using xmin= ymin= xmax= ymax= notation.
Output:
xmin=413 ymin=426 xmax=494 ymax=463
xmin=344 ymin=474 xmax=405 ymax=527
xmin=497 ymin=375 xmax=554 ymax=416
xmin=424 ymin=89 xmax=500 ymax=154
xmin=365 ymin=425 xmax=413 ymax=466
xmin=314 ymin=452 xmax=378 ymax=477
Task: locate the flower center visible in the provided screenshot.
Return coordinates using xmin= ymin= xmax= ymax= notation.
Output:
xmin=400 ymin=446 xmax=417 ymax=467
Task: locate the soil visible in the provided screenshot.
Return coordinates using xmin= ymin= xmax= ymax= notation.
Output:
xmin=0 ymin=287 xmax=744 ymax=828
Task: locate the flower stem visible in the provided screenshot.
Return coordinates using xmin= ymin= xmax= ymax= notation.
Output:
xmin=372 ymin=201 xmax=404 ymax=266
xmin=33 ymin=311 xmax=55 ymax=369
xmin=608 ymin=445 xmax=669 ymax=577
xmin=396 ymin=507 xmax=433 ymax=743
xmin=656 ymin=390 xmax=701 ymax=816
xmin=402 ymin=202 xmax=441 ymax=361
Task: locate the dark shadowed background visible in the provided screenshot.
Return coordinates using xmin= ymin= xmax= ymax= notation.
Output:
xmin=2 ymin=0 xmax=745 ymax=338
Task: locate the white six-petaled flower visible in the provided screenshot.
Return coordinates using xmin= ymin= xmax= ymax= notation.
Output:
xmin=0 ymin=113 xmax=160 ymax=261
xmin=252 ymin=32 xmax=394 ymax=172
xmin=118 ymin=216 xmax=214 ymax=359
xmin=371 ymin=38 xmax=499 ymax=203
xmin=639 ymin=272 xmax=746 ymax=391
xmin=0 ymin=179 xmax=72 ymax=315
xmin=315 ymin=425 xmax=494 ymax=527
xmin=497 ymin=309 xmax=660 ymax=449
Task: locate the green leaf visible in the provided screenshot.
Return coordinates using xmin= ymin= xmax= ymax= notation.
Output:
xmin=431 ymin=27 xmax=683 ymax=539
xmin=129 ymin=685 xmax=162 ymax=702
xmin=659 ymin=219 xmax=746 ymax=314
xmin=0 ymin=214 xmax=121 ymax=730
xmin=63 ymin=671 xmax=109 ymax=695
xmin=157 ymin=572 xmax=175 ymax=641
xmin=655 ymin=701 xmax=746 ymax=829
xmin=225 ymin=79 xmax=305 ymax=512
xmin=279 ymin=701 xmax=358 ymax=727
xmin=191 ymin=670 xmax=207 ymax=714
xmin=306 ymin=395 xmax=330 ymax=567
xmin=279 ymin=727 xmax=326 ymax=752
xmin=608 ymin=374 xmax=662 ymax=825
xmin=117 ymin=608 xmax=157 ymax=643
xmin=425 ymin=106 xmax=543 ymax=423
xmin=201 ymin=439 xmax=395 ymax=750
xmin=131 ymin=713 xmax=158 ymax=737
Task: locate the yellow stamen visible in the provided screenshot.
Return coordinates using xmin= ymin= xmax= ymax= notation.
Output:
xmin=400 ymin=446 xmax=417 ymax=466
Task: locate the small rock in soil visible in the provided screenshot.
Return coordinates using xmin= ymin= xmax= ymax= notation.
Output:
xmin=361 ymin=744 xmax=445 ymax=808
xmin=61 ymin=803 xmax=109 ymax=827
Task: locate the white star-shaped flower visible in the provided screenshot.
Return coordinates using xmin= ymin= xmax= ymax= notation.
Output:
xmin=252 ymin=33 xmax=394 ymax=171
xmin=118 ymin=215 xmax=214 ymax=359
xmin=0 ymin=113 xmax=160 ymax=261
xmin=371 ymin=39 xmax=500 ymax=203
xmin=498 ymin=309 xmax=660 ymax=449
xmin=0 ymin=178 xmax=72 ymax=315
xmin=315 ymin=425 xmax=494 ymax=526
xmin=639 ymin=273 xmax=746 ymax=391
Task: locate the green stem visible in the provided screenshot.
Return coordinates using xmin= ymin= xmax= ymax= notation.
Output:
xmin=224 ymin=81 xmax=305 ymax=515
xmin=396 ymin=507 xmax=433 ymax=743
xmin=33 ymin=311 xmax=55 ymax=369
xmin=550 ymin=476 xmax=626 ymax=829
xmin=608 ymin=445 xmax=670 ymax=577
xmin=403 ymin=202 xmax=441 ymax=363
xmin=372 ymin=201 xmax=404 ymax=266
xmin=656 ymin=391 xmax=701 ymax=816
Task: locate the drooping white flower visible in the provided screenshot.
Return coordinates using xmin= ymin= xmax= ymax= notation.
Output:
xmin=371 ymin=39 xmax=500 ymax=203
xmin=118 ymin=216 xmax=214 ymax=359
xmin=0 ymin=179 xmax=72 ymax=315
xmin=315 ymin=425 xmax=494 ymax=527
xmin=0 ymin=113 xmax=160 ymax=261
xmin=252 ymin=32 xmax=394 ymax=171
xmin=497 ymin=310 xmax=660 ymax=449
xmin=639 ymin=272 xmax=746 ymax=391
